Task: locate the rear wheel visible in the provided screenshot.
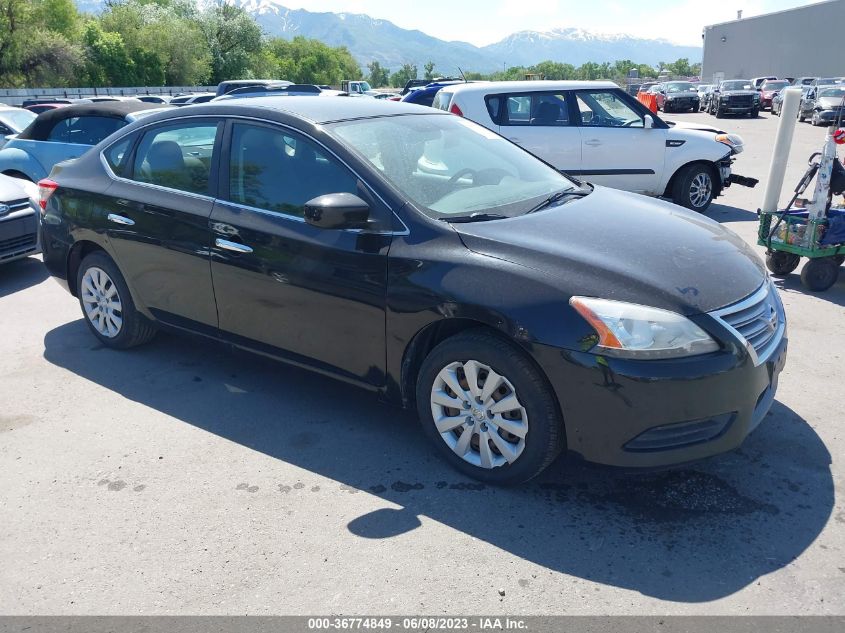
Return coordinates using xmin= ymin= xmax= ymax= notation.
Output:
xmin=766 ymin=251 xmax=800 ymax=277
xmin=800 ymin=257 xmax=839 ymax=292
xmin=76 ymin=251 xmax=156 ymax=348
xmin=415 ymin=330 xmax=564 ymax=485
xmin=671 ymin=164 xmax=716 ymax=211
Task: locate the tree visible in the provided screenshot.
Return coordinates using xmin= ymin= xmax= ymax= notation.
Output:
xmin=423 ymin=60 xmax=436 ymax=81
xmin=390 ymin=63 xmax=418 ymax=88
xmin=200 ymin=1 xmax=263 ymax=84
xmin=265 ymin=36 xmax=361 ymax=85
xmin=366 ymin=60 xmax=389 ymax=88
xmin=667 ymin=57 xmax=693 ymax=77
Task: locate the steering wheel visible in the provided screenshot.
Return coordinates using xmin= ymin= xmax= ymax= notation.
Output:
xmin=448 ymin=168 xmax=478 ymax=185
xmin=622 ymin=119 xmax=640 ymax=127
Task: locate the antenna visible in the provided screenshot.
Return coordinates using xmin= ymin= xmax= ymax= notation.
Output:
xmin=457 ymin=67 xmax=467 ymax=82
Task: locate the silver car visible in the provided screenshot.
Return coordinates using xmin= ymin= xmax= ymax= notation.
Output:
xmin=0 ymin=173 xmax=39 ymax=264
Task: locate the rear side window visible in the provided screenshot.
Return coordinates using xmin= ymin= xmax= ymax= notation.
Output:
xmin=491 ymin=93 xmax=571 ymax=127
xmin=46 ymin=116 xmax=125 ymax=145
xmin=226 ymin=123 xmax=357 ymax=218
xmin=103 ymin=134 xmax=136 ymax=176
xmin=131 ymin=122 xmax=219 ymax=195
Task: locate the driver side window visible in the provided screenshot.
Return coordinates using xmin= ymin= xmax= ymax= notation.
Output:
xmin=575 ymin=91 xmax=644 ymax=128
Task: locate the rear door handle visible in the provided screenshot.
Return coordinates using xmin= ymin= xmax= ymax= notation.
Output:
xmin=107 ymin=213 xmax=135 ymax=226
xmin=215 ymin=238 xmax=253 ymax=254
xmin=584 ymin=139 xmax=602 ymax=147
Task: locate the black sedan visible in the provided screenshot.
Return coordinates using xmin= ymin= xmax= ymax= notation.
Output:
xmin=38 ymin=98 xmax=787 ymax=484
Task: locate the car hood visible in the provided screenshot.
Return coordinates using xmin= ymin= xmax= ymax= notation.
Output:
xmin=451 ymin=186 xmax=766 ymax=315
xmin=0 ymin=173 xmax=30 ymax=202
xmin=664 ymin=119 xmax=726 ymax=134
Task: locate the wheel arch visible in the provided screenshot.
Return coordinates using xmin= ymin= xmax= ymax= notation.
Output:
xmin=662 ymin=159 xmax=721 ymax=199
xmin=66 ymin=240 xmax=108 ymax=297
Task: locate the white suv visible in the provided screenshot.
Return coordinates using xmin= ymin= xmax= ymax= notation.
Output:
xmin=433 ymin=81 xmax=750 ymax=211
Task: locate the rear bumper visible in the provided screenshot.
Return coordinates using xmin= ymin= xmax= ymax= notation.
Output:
xmin=533 ymin=334 xmax=787 ymax=468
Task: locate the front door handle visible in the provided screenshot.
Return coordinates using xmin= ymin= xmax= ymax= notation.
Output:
xmin=107 ymin=213 xmax=135 ymax=226
xmin=584 ymin=139 xmax=602 ymax=147
xmin=215 ymin=238 xmax=253 ymax=254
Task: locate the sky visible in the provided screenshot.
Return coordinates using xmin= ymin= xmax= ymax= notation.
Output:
xmin=274 ymin=0 xmax=822 ymax=46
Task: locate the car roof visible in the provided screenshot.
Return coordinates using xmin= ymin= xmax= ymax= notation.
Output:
xmin=440 ymin=80 xmax=618 ymax=95
xmin=178 ymin=95 xmax=442 ymax=124
xmin=17 ymin=101 xmax=163 ymax=141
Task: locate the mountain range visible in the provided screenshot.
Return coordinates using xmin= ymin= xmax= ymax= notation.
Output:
xmin=74 ymin=0 xmax=702 ymax=73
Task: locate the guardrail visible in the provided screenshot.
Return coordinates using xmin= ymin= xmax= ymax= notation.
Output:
xmin=0 ymin=86 xmax=216 ymax=107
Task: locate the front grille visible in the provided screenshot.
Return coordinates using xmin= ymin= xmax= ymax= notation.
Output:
xmin=728 ymin=95 xmax=753 ymax=106
xmin=710 ymin=282 xmax=785 ymax=365
xmin=0 ymin=233 xmax=37 ymax=253
xmin=0 ymin=198 xmax=30 ymax=218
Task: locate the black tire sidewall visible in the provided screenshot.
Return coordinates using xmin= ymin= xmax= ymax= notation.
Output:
xmin=76 ymin=251 xmax=143 ymax=348
xmin=801 ymin=259 xmax=839 ymax=291
xmin=766 ymin=252 xmax=800 ymax=277
xmin=415 ymin=331 xmax=563 ymax=485
xmin=673 ymin=164 xmax=715 ymax=211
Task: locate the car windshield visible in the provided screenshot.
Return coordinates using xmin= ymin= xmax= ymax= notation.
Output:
xmin=358 ymin=81 xmax=373 ymax=92
xmin=819 ymin=88 xmax=845 ymax=99
xmin=329 ymin=114 xmax=578 ymax=219
xmin=722 ymin=81 xmax=753 ymax=91
xmin=763 ymin=81 xmax=789 ymax=90
xmin=0 ymin=109 xmax=36 ymax=132
xmin=666 ymin=82 xmax=694 ymax=93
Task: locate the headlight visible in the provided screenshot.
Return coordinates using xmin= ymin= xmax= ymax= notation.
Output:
xmin=570 ymin=297 xmax=719 ymax=359
xmin=721 ymin=96 xmax=729 ymax=102
xmin=715 ymin=132 xmax=744 ymax=155
xmin=753 ymin=94 xmax=760 ymax=101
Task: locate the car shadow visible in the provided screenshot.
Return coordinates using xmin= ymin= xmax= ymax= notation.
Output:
xmin=0 ymin=256 xmax=48 ymax=299
xmin=42 ymin=320 xmax=834 ymax=603
xmin=705 ymin=202 xmax=759 ymax=222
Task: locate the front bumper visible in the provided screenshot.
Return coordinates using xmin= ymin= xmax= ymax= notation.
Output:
xmin=0 ymin=209 xmax=40 ymax=264
xmin=533 ymin=318 xmax=787 ymax=468
xmin=816 ymin=110 xmax=845 ymax=123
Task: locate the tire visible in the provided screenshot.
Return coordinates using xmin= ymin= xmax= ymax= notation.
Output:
xmin=76 ymin=251 xmax=157 ymax=349
xmin=800 ymin=257 xmax=839 ymax=292
xmin=798 ymin=110 xmax=806 ymax=122
xmin=751 ymin=108 xmax=760 ymax=118
xmin=715 ymin=107 xmax=724 ymax=118
xmin=835 ymin=255 xmax=845 ymax=266
xmin=766 ymin=251 xmax=800 ymax=277
xmin=415 ymin=329 xmax=564 ymax=485
xmin=671 ymin=163 xmax=716 ymax=211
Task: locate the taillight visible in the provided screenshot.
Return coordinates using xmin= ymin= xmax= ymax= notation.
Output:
xmin=37 ymin=178 xmax=58 ymax=214
xmin=450 ymin=102 xmax=463 ymax=116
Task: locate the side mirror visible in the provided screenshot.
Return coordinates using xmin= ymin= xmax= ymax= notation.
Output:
xmin=644 ymin=114 xmax=655 ymax=129
xmin=304 ymin=193 xmax=370 ymax=229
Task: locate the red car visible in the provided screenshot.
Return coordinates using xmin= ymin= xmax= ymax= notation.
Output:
xmin=759 ymin=80 xmax=790 ymax=110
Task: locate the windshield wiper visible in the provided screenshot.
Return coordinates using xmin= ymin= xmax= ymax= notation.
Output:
xmin=525 ymin=188 xmax=590 ymax=214
xmin=441 ymin=213 xmax=508 ymax=223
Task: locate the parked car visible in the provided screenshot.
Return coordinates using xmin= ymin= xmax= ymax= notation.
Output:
xmin=216 ymin=79 xmax=291 ymax=97
xmin=810 ymin=77 xmax=845 ymax=87
xmin=654 ymin=81 xmax=700 ymax=113
xmin=798 ymin=85 xmax=845 ymax=125
xmin=38 ymin=97 xmax=786 ymax=484
xmin=401 ymin=81 xmax=465 ymax=108
xmin=709 ymin=80 xmax=761 ymax=117
xmin=759 ymin=79 xmax=790 ymax=110
xmin=0 ymin=107 xmax=36 ymax=149
xmin=373 ymin=92 xmax=401 ymax=100
xmin=791 ymin=77 xmax=819 ymax=87
xmin=0 ymin=101 xmax=162 ymax=182
xmin=771 ymin=89 xmax=787 ymax=116
xmin=436 ymin=80 xmax=748 ymax=211
xmin=751 ymin=76 xmax=778 ymax=90
xmin=637 ymin=82 xmax=659 ymax=96
xmin=0 ymin=173 xmax=39 ymax=264
xmin=135 ymin=95 xmax=172 ymax=104
xmin=697 ymin=84 xmax=715 ymax=112
xmin=213 ymin=84 xmax=327 ymax=101
xmin=24 ymin=103 xmax=70 ymax=115
xmin=170 ymin=93 xmax=216 ymax=106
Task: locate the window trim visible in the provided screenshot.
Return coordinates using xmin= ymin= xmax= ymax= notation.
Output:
xmin=571 ymin=88 xmax=670 ymax=129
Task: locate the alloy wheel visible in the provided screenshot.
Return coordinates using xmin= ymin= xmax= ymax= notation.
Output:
xmin=689 ymin=172 xmax=713 ymax=208
xmin=81 ymin=267 xmax=123 ymax=338
xmin=429 ymin=359 xmax=528 ymax=469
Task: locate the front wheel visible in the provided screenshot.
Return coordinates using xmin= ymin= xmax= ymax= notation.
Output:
xmin=766 ymin=251 xmax=800 ymax=277
xmin=76 ymin=251 xmax=157 ymax=348
xmin=800 ymin=257 xmax=840 ymax=292
xmin=416 ymin=330 xmax=564 ymax=485
xmin=751 ymin=108 xmax=760 ymax=118
xmin=671 ymin=164 xmax=716 ymax=211
xmin=715 ymin=107 xmax=724 ymax=118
